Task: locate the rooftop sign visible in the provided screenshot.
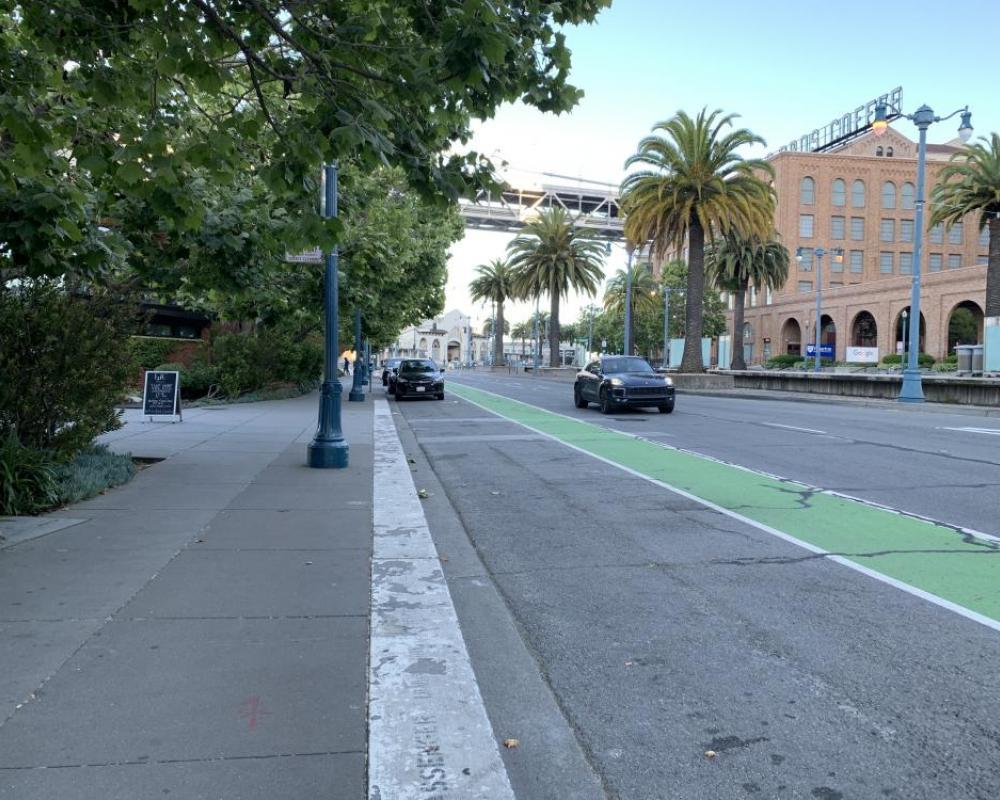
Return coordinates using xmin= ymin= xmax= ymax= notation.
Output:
xmin=778 ymin=87 xmax=903 ymax=154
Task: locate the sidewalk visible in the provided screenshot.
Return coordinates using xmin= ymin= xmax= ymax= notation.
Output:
xmin=0 ymin=386 xmax=373 ymax=799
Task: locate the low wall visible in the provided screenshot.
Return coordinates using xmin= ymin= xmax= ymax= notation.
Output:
xmin=726 ymin=371 xmax=1000 ymax=406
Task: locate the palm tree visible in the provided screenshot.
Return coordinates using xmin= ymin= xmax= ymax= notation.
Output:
xmin=468 ymin=259 xmax=515 ymax=366
xmin=511 ymin=319 xmax=532 ymax=359
xmin=603 ymin=259 xmax=659 ymax=354
xmin=621 ymin=108 xmax=775 ymax=372
xmin=507 ymin=207 xmax=606 ymax=369
xmin=930 ymin=133 xmax=1000 ymax=317
xmin=706 ymin=232 xmax=789 ymax=370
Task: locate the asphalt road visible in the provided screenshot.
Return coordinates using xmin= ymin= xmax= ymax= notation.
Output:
xmin=389 ymin=373 xmax=1000 ymax=800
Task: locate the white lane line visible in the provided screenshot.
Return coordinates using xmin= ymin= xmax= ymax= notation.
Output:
xmin=369 ymin=400 xmax=515 ymax=800
xmin=450 ymin=386 xmax=1000 ymax=635
xmin=939 ymin=426 xmax=1000 ymax=436
xmin=762 ymin=422 xmax=828 ymax=435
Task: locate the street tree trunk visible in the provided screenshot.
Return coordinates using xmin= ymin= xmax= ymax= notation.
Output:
xmin=987 ymin=216 xmax=1000 ymax=318
xmin=494 ymin=301 xmax=505 ymax=365
xmin=549 ymin=287 xmax=560 ymax=369
xmin=680 ymin=218 xmax=706 ymax=372
xmin=730 ymin=279 xmax=748 ymax=371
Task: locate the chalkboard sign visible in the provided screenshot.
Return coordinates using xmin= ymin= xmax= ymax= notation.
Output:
xmin=143 ymin=370 xmax=181 ymax=420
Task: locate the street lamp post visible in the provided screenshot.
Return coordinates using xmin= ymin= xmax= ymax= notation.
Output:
xmin=532 ymin=298 xmax=540 ymax=373
xmin=624 ymin=243 xmax=636 ymax=355
xmin=663 ymin=286 xmax=671 ymax=369
xmin=307 ymin=164 xmax=349 ymax=469
xmin=875 ymin=101 xmax=973 ymax=402
xmin=349 ymin=308 xmax=365 ymax=401
xmin=795 ymin=246 xmax=843 ymax=372
xmin=588 ymin=306 xmax=594 ymax=357
xmin=901 ymin=308 xmax=909 ymax=367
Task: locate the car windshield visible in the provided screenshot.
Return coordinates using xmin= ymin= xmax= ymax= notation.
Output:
xmin=602 ymin=357 xmax=654 ymax=374
xmin=400 ymin=360 xmax=436 ymax=373
xmin=386 ymin=359 xmax=402 ymax=367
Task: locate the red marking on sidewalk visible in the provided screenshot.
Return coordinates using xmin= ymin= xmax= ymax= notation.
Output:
xmin=239 ymin=695 xmax=272 ymax=731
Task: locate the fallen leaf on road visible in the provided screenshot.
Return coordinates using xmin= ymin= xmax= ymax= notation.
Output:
xmin=417 ymin=489 xmax=429 ymax=499
xmin=408 ymin=457 xmax=416 ymax=464
xmin=503 ymin=738 xmax=519 ymax=749
xmin=624 ymin=661 xmax=633 ymax=667
xmin=704 ymin=750 xmax=717 ymax=759
xmin=490 ymin=491 xmax=501 ymax=496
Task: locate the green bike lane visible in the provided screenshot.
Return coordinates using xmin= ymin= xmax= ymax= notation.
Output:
xmin=448 ymin=383 xmax=1000 ymax=631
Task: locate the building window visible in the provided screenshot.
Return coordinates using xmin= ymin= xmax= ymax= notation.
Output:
xmin=900 ymin=252 xmax=913 ymax=274
xmin=798 ymin=247 xmax=814 ymax=270
xmin=850 ymin=217 xmax=865 ymax=240
xmin=800 ymin=176 xmax=815 ymax=205
xmin=765 ymin=287 xmax=773 ymax=305
xmin=881 ymin=181 xmax=896 ymax=209
xmin=886 ymin=147 xmax=894 ymax=157
xmin=799 ymin=214 xmax=814 ymax=238
xmin=832 ymin=178 xmax=846 ymax=207
xmin=929 ymin=253 xmax=942 ymax=271
xmin=880 ymin=218 xmax=895 ymax=242
xmin=978 ymin=254 xmax=988 ymax=265
xmin=876 ymin=146 xmax=884 ymax=157
xmin=929 ymin=223 xmax=944 ymax=244
xmin=948 ymin=254 xmax=963 ymax=269
xmin=830 ymin=251 xmax=844 ymax=272
xmin=901 ymin=182 xmax=915 ymax=210
xmin=979 ymin=226 xmax=990 ymax=247
xmin=851 ymin=180 xmax=866 ymax=208
xmin=831 ymin=216 xmax=845 ymax=240
xmin=798 ymin=280 xmax=813 ymax=293
xmin=850 ymin=250 xmax=864 ymax=273
xmin=880 ymin=251 xmax=894 ymax=273
xmin=830 ymin=281 xmax=843 ymax=287
xmin=948 ymin=222 xmax=964 ymax=244
xmin=900 ymin=219 xmax=914 ymax=243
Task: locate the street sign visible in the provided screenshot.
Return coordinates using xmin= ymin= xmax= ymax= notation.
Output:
xmin=805 ymin=344 xmax=835 ymax=359
xmin=143 ymin=370 xmax=182 ymax=421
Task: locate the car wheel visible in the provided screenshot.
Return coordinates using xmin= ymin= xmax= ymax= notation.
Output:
xmin=658 ymin=401 xmax=675 ymax=414
xmin=599 ymin=387 xmax=614 ymax=415
xmin=435 ymin=393 xmax=445 ymax=400
xmin=573 ymin=384 xmax=588 ymax=409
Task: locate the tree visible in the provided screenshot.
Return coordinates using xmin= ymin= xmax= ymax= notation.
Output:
xmin=507 ymin=208 xmax=606 ymax=368
xmin=469 ymin=259 xmax=515 ymax=366
xmin=511 ymin=320 xmax=533 ymax=358
xmin=602 ymin=258 xmax=659 ymax=354
xmin=620 ymin=108 xmax=775 ymax=371
xmin=2 ymin=1 xmax=609 ymax=282
xmin=930 ymin=133 xmax=1000 ymax=317
xmin=706 ymin=232 xmax=789 ymax=370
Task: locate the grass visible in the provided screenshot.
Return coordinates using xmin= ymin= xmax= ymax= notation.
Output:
xmin=52 ymin=446 xmax=136 ymax=506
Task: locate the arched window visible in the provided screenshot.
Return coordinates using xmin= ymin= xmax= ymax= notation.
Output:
xmin=743 ymin=322 xmax=753 ymax=342
xmin=881 ymin=181 xmax=896 ymax=209
xmin=876 ymin=146 xmax=884 ymax=157
xmin=831 ymin=178 xmax=846 ymax=207
xmin=800 ymin=176 xmax=815 ymax=205
xmin=886 ymin=147 xmax=894 ymax=157
xmin=851 ymin=179 xmax=866 ymax=208
xmin=901 ymin=182 xmax=915 ymax=210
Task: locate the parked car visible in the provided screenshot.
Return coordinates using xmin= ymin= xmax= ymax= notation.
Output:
xmin=574 ymin=355 xmax=675 ymax=414
xmin=394 ymin=358 xmax=445 ymax=400
xmin=381 ymin=358 xmax=403 ymax=393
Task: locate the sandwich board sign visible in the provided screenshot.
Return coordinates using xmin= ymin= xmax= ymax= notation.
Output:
xmin=142 ymin=370 xmax=182 ymax=422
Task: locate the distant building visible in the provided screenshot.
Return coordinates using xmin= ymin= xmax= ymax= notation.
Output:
xmin=388 ymin=309 xmax=488 ymax=365
xmin=736 ymin=127 xmax=988 ymax=364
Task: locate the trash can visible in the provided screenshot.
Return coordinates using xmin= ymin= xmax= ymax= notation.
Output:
xmin=955 ymin=345 xmax=973 ymax=374
xmin=972 ymin=344 xmax=984 ymax=375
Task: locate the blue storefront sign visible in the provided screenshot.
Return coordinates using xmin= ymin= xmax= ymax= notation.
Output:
xmin=805 ymin=344 xmax=835 ymax=359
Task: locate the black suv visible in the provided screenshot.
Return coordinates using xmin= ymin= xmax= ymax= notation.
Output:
xmin=574 ymin=355 xmax=675 ymax=414
xmin=393 ymin=359 xmax=445 ymax=400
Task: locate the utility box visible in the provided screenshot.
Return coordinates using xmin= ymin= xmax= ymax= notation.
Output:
xmin=985 ymin=317 xmax=1000 ymax=373
xmin=971 ymin=344 xmax=984 ymax=375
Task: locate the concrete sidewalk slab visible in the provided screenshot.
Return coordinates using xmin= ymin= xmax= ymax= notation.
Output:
xmin=0 ymin=388 xmax=374 ymax=800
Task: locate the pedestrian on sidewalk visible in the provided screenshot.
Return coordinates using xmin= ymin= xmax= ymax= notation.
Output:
xmin=344 ymin=356 xmax=351 ymax=375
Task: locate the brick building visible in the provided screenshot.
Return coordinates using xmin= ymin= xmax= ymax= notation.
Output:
xmin=735 ymin=128 xmax=989 ymax=364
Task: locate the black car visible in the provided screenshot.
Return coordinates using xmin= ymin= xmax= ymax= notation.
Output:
xmin=381 ymin=358 xmax=403 ymax=392
xmin=393 ymin=358 xmax=445 ymax=400
xmin=574 ymin=356 xmax=675 ymax=414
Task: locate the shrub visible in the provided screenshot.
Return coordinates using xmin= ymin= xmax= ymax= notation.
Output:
xmin=129 ymin=337 xmax=180 ymax=373
xmin=765 ymin=354 xmax=804 ymax=368
xmin=183 ymin=362 xmax=220 ymax=398
xmin=53 ymin=445 xmax=135 ymax=506
xmin=210 ymin=329 xmax=322 ymax=398
xmin=0 ymin=432 xmax=58 ymax=516
xmin=0 ymin=281 xmax=134 ymax=456
xmin=881 ymin=353 xmax=935 ymax=367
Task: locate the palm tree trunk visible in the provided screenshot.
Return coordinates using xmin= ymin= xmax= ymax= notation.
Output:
xmin=494 ymin=301 xmax=505 ymax=365
xmin=549 ymin=289 xmax=560 ymax=368
xmin=730 ymin=280 xmax=748 ymax=370
xmin=681 ymin=219 xmax=706 ymax=372
xmin=987 ymin=216 xmax=1000 ymax=318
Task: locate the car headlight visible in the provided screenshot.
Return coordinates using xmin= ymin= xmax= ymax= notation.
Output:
xmin=396 ymin=378 xmax=408 ymax=384
xmin=662 ymin=376 xmax=673 ymax=386
xmin=609 ymin=378 xmax=625 ymax=386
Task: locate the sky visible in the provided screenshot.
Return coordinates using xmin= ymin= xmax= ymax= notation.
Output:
xmin=443 ymin=0 xmax=1000 ymax=332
